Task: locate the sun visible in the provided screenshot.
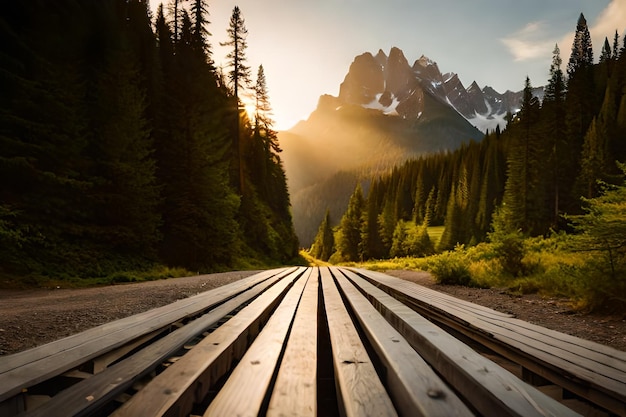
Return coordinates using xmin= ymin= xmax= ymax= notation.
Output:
xmin=244 ymin=101 xmax=256 ymax=120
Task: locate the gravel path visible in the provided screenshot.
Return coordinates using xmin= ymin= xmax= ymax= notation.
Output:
xmin=0 ymin=270 xmax=259 ymax=355
xmin=1 ymin=268 xmax=624 ymax=355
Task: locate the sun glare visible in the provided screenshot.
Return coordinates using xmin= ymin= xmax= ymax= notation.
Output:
xmin=244 ymin=101 xmax=256 ymax=121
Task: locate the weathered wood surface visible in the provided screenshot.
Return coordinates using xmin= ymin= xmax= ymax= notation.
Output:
xmin=0 ymin=267 xmax=294 ymax=403
xmin=4 ymin=266 xmax=622 ymax=416
xmin=203 ymin=268 xmax=312 ymax=417
xmin=350 ymin=267 xmax=626 ymax=416
xmin=266 ymin=268 xmax=318 ymax=417
xmin=320 ymin=267 xmax=398 ymax=417
xmin=112 ymin=267 xmax=307 ymax=417
xmin=18 ymin=268 xmax=299 ymax=417
xmin=339 ymin=268 xmax=578 ymax=417
xmin=332 ymin=269 xmax=472 ymax=417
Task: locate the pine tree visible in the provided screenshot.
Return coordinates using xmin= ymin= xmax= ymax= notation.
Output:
xmin=243 ymin=64 xmax=298 ymax=260
xmin=565 ymin=14 xmax=595 ymax=203
xmin=190 ymin=0 xmax=212 ymax=60
xmin=337 ymin=184 xmax=365 ymax=261
xmin=221 ymin=6 xmax=252 ymax=194
xmin=568 ymin=164 xmax=626 ymax=310
xmin=89 ymin=47 xmax=161 ymax=257
xmin=613 ymin=31 xmax=620 ymax=60
xmin=154 ymin=4 xmax=241 ymax=269
xmin=167 ymin=0 xmax=182 ymax=43
xmin=439 ymin=184 xmax=462 ymax=251
xmin=378 ymin=196 xmax=397 ymax=257
xmin=310 ymin=209 xmax=335 ymax=261
xmin=600 ymin=37 xmax=612 ymax=64
xmin=362 ymin=179 xmax=386 ymax=259
xmin=579 ymin=118 xmax=608 ymax=198
xmin=567 ymin=13 xmax=594 ymax=78
xmin=390 ymin=221 xmax=408 ymax=258
xmin=543 ymin=44 xmax=567 ymax=226
xmin=502 ymin=76 xmax=545 ymax=234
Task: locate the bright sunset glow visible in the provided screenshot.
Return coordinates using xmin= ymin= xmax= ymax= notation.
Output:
xmin=149 ymin=0 xmax=625 ymax=131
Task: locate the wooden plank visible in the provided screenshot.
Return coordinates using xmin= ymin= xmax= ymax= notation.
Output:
xmin=319 ymin=267 xmax=398 ymax=417
xmin=203 ymin=268 xmax=312 ymax=416
xmin=351 ymin=268 xmax=626 ymax=415
xmin=355 ymin=268 xmax=626 ymax=365
xmin=18 ymin=268 xmax=296 ymax=417
xmin=339 ymin=268 xmax=580 ymax=417
xmin=111 ymin=267 xmax=307 ymax=417
xmin=0 ymin=268 xmax=292 ymax=403
xmin=266 ymin=268 xmax=318 ymax=417
xmin=330 ymin=268 xmax=473 ymax=417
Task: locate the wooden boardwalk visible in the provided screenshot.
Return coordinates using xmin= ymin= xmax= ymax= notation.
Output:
xmin=1 ymin=267 xmax=624 ymax=416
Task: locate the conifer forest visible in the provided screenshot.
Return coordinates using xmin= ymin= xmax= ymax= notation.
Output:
xmin=1 ymin=3 xmax=625 ymax=313
xmin=0 ymin=0 xmax=299 ymax=280
xmin=310 ymin=15 xmax=626 ymax=311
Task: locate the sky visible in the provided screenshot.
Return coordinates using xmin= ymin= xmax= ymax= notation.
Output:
xmin=149 ymin=0 xmax=626 ymax=130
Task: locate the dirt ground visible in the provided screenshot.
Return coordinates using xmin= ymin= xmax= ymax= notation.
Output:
xmin=0 ymin=268 xmax=625 ymax=356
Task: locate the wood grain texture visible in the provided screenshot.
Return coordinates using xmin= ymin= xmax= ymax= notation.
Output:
xmin=111 ymin=267 xmax=306 ymax=417
xmin=319 ymin=267 xmax=398 ymax=417
xmin=266 ymin=268 xmax=318 ymax=417
xmin=203 ymin=269 xmax=311 ymax=417
xmin=351 ymin=267 xmax=626 ymax=415
xmin=332 ymin=268 xmax=472 ymax=417
xmin=19 ymin=270 xmax=293 ymax=417
xmin=341 ymin=268 xmax=580 ymax=417
xmin=0 ymin=268 xmax=294 ymax=403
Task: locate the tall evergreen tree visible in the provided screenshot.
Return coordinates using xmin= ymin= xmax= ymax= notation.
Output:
xmin=579 ymin=118 xmax=608 ymax=198
xmin=567 ymin=13 xmax=594 ymax=78
xmin=362 ymin=179 xmax=386 ymax=259
xmin=502 ymin=76 xmax=546 ymax=234
xmin=613 ymin=31 xmax=621 ymax=60
xmin=190 ymin=0 xmax=212 ymax=60
xmin=543 ymin=44 xmax=568 ymax=226
xmin=310 ymin=209 xmax=335 ymax=261
xmin=565 ymin=13 xmax=596 ymax=214
xmin=600 ymin=37 xmax=612 ymax=64
xmin=337 ymin=184 xmax=365 ymax=261
xmin=89 ymin=47 xmax=160 ymax=258
xmin=221 ymin=6 xmax=251 ymax=194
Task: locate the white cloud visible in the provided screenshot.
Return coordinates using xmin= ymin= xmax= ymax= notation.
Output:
xmin=501 ymin=21 xmax=555 ymax=61
xmin=559 ymin=0 xmax=626 ymax=65
xmin=590 ymin=0 xmax=626 ymax=48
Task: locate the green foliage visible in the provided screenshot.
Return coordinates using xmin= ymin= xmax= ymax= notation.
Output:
xmin=309 ymin=209 xmax=335 ymax=262
xmin=488 ymin=205 xmax=528 ymax=277
xmin=390 ymin=221 xmax=434 ymax=258
xmin=426 ymin=246 xmax=472 ymax=286
xmin=0 ymin=1 xmax=298 ymax=284
xmin=336 ymin=184 xmax=365 ymax=261
xmin=566 ymin=170 xmax=626 ymax=311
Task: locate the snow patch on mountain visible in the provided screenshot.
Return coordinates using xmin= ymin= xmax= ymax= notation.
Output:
xmin=363 ymin=93 xmax=401 ymax=115
xmin=467 ymin=112 xmax=508 ymax=133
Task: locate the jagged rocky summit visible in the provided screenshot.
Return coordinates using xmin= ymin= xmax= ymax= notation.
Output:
xmin=336 ymin=47 xmax=543 ymax=133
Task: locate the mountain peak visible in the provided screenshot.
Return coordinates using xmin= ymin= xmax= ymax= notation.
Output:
xmin=415 ymin=54 xmax=436 ymax=68
xmin=375 ymin=49 xmax=388 ymax=66
xmin=332 ymin=47 xmax=530 ymax=132
xmin=338 ymin=52 xmax=384 ymax=105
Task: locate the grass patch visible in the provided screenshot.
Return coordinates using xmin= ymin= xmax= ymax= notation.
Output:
xmin=427 ymin=225 xmax=445 ymax=247
xmin=300 ymin=250 xmax=331 ymax=267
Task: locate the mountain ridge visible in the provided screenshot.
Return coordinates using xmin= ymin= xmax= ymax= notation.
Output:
xmin=280 ymin=46 xmax=538 ymax=246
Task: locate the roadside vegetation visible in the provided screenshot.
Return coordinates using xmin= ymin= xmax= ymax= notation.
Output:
xmin=0 ymin=2 xmax=300 ymax=287
xmin=307 ymin=15 xmax=626 ymax=314
xmin=311 ymin=169 xmax=626 ymax=313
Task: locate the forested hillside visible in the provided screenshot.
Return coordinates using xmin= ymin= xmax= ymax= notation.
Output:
xmin=0 ymin=0 xmax=298 ymax=281
xmin=314 ymin=14 xmax=626 ymax=264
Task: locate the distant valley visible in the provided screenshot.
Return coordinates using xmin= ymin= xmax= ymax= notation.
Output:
xmin=280 ymin=47 xmax=540 ymax=246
